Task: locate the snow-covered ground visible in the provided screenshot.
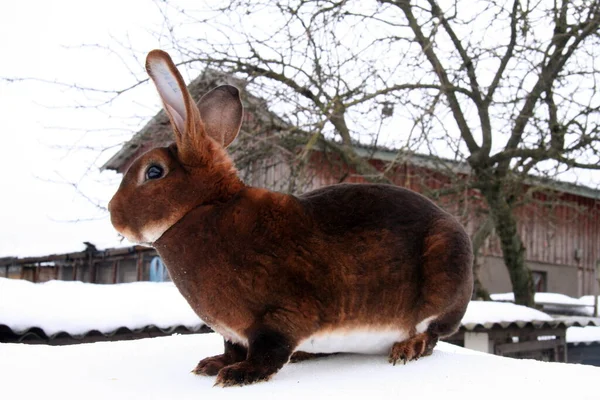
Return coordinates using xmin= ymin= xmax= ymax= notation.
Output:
xmin=2 ymin=332 xmax=599 ymax=399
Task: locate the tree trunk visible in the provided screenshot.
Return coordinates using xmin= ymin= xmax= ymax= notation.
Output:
xmin=472 ymin=256 xmax=492 ymax=301
xmin=471 ymin=215 xmax=494 ymax=301
xmin=483 ymin=185 xmax=535 ymax=307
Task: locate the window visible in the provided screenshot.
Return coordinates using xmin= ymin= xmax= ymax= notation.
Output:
xmin=149 ymin=257 xmax=170 ymax=282
xmin=532 ymin=271 xmax=547 ymax=292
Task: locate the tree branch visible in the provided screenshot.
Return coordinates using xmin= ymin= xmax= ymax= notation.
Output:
xmin=499 ymin=3 xmax=600 ymax=173
xmin=382 ymin=0 xmax=481 ymax=156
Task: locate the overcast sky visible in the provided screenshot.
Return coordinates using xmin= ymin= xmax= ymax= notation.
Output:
xmin=1 ymin=0 xmax=599 ymax=258
xmin=0 ymin=0 xmax=166 ymax=256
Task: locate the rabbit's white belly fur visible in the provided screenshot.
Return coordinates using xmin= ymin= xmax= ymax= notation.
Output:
xmin=214 ymin=315 xmax=437 ymax=355
xmin=296 ymin=329 xmax=409 ymax=354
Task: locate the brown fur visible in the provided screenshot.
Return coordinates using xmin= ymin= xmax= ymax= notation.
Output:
xmin=108 ymin=50 xmax=474 ymax=387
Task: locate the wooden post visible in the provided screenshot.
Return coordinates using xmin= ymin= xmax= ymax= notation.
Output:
xmin=592 ymin=260 xmax=600 ymax=318
xmin=90 ymin=262 xmax=96 ymax=283
xmin=578 ymin=258 xmax=584 ymax=297
xmin=54 ymin=265 xmax=60 ymax=280
xmin=112 ymin=260 xmax=119 ymax=284
xmin=72 ymin=261 xmax=78 ymax=281
xmin=464 ymin=332 xmax=491 ymax=353
xmin=136 ymin=254 xmax=144 ymax=281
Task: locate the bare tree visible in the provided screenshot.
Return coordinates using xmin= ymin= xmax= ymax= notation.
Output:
xmin=147 ymin=0 xmax=600 ymax=306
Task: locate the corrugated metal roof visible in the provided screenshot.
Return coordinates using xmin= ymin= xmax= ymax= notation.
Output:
xmin=461 ymin=317 xmax=600 ymax=331
xmin=3 ymin=317 xmax=599 ymax=345
xmin=0 ymin=323 xmax=210 ymax=345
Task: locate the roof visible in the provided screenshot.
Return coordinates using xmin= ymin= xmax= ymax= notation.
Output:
xmin=101 ymin=68 xmax=288 ymax=172
xmin=459 ymin=300 xmax=600 ymax=339
xmin=102 ymin=69 xmax=600 ymax=201
xmin=352 ymin=146 xmax=600 ymax=200
xmin=461 ymin=317 xmax=600 ymax=332
xmin=3 ymin=277 xmax=598 ymax=345
xmin=491 ymin=292 xmax=598 ymax=317
xmin=0 ymin=278 xmax=205 ymax=341
xmin=0 ymin=323 xmax=209 ymax=345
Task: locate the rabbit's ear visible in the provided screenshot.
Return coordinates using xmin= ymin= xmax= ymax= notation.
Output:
xmin=145 ymin=50 xmax=203 ymax=162
xmin=197 ymin=85 xmax=243 ymax=148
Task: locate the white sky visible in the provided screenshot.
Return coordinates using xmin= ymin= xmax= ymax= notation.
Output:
xmin=0 ymin=0 xmax=599 ymax=258
xmin=0 ymin=0 xmax=167 ymax=256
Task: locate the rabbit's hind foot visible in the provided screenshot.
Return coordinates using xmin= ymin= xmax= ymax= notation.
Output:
xmin=388 ymin=332 xmax=438 ymax=366
xmin=215 ymin=328 xmax=294 ymax=387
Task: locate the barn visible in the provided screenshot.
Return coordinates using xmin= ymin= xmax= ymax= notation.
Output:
xmin=1 ymin=69 xmax=593 ymax=299
xmin=99 ymin=69 xmax=600 ymax=299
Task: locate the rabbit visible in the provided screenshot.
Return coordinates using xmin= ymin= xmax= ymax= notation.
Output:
xmin=108 ymin=49 xmax=474 ymax=387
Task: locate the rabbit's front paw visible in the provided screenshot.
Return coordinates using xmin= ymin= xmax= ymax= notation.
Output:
xmin=215 ymin=361 xmax=274 ymax=387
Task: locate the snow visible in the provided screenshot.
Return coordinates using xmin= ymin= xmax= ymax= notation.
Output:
xmin=1 ymin=333 xmax=599 ymax=399
xmin=567 ymin=326 xmax=600 ymax=344
xmin=462 ymin=300 xmax=553 ymax=325
xmin=0 ymin=278 xmax=203 ymax=336
xmin=492 ymin=292 xmax=587 ymax=306
xmin=1 ymin=278 xmax=561 ymax=337
xmin=492 ymin=292 xmax=597 ymax=316
xmin=1 ymin=278 xmax=600 ymax=397
xmin=580 ymin=295 xmax=600 ymax=309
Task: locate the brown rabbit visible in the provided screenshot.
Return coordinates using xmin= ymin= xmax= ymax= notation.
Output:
xmin=108 ymin=50 xmax=473 ymax=387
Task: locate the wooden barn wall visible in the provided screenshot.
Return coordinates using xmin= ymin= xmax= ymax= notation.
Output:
xmin=238 ymin=150 xmax=600 ymax=286
xmin=2 ymin=253 xmax=169 ymax=285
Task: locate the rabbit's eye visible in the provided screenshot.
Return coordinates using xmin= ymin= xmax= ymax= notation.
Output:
xmin=145 ymin=165 xmax=164 ymax=180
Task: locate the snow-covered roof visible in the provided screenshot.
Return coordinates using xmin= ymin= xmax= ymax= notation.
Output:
xmin=0 ymin=278 xmax=204 ymax=338
xmin=567 ymin=326 xmax=600 ymax=345
xmin=492 ymin=292 xmax=592 ymax=307
xmin=492 ymin=292 xmax=598 ymax=317
xmin=463 ymin=300 xmax=552 ymax=325
xmin=2 ymin=279 xmax=599 ymax=345
xmin=2 ymin=332 xmax=599 ymax=399
xmin=461 ymin=301 xmax=597 ymax=331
